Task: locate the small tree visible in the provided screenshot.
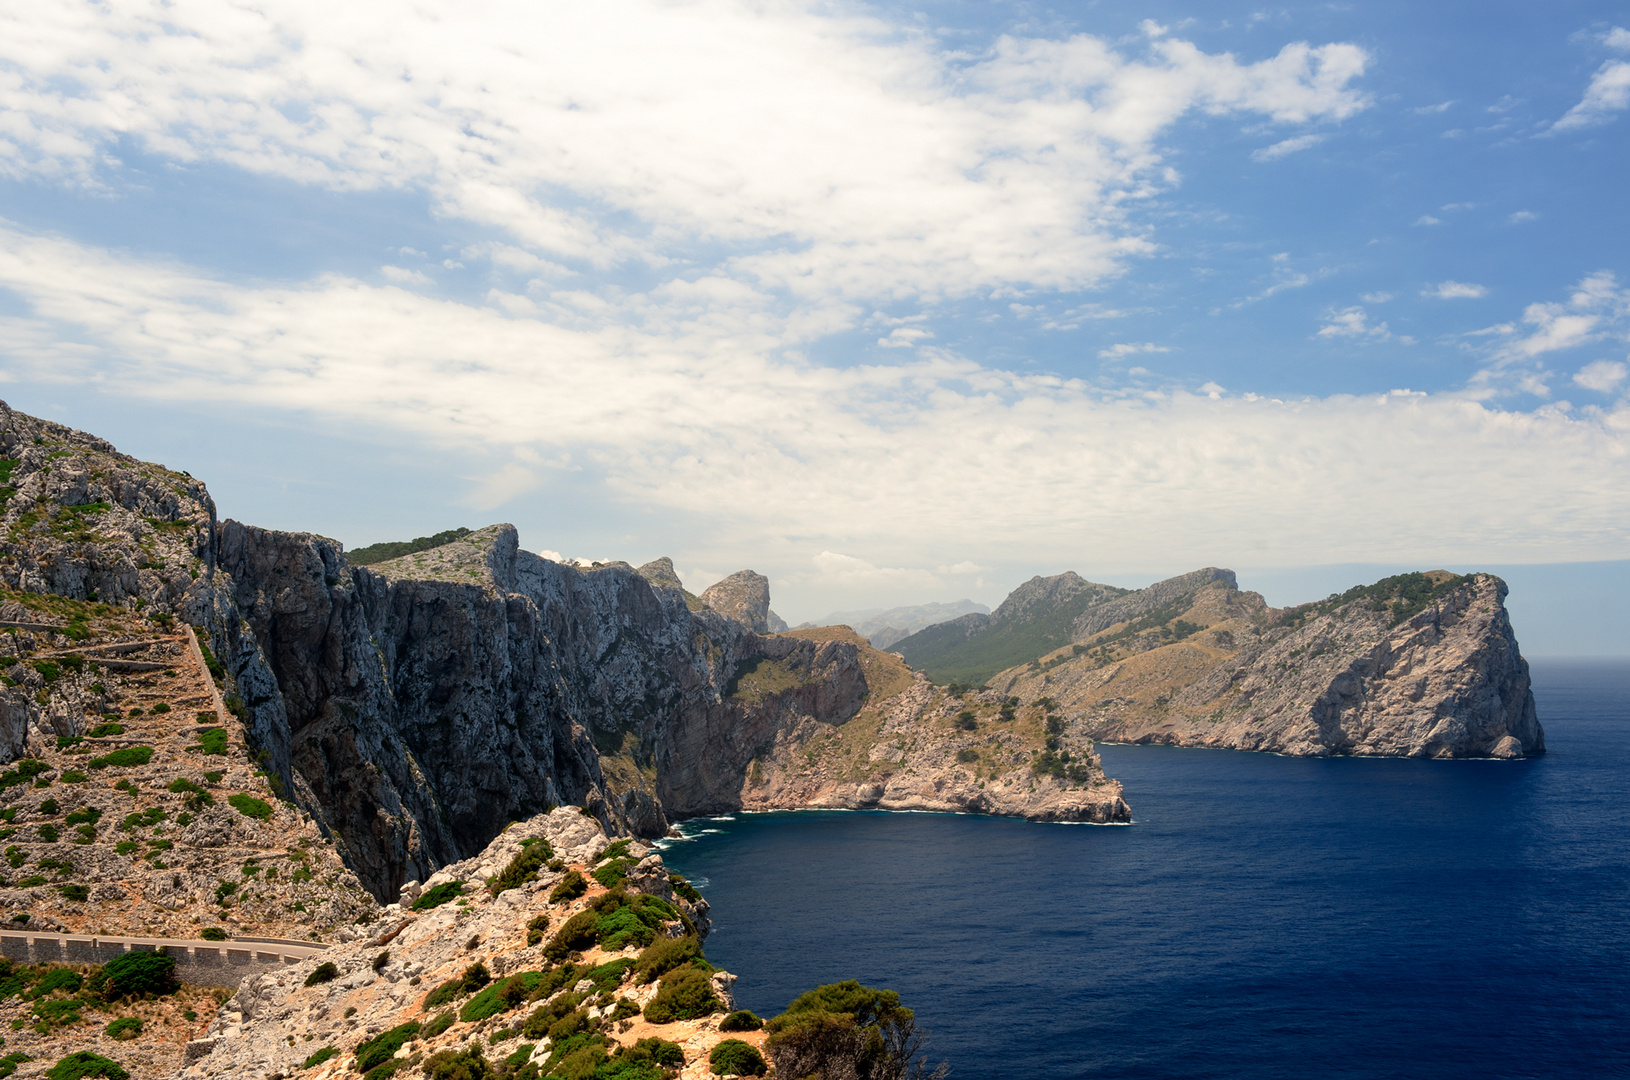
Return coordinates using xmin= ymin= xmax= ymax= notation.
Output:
xmin=765 ymin=981 xmax=948 ymax=1080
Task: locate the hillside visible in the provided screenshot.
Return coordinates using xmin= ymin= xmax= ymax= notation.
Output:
xmin=892 ymin=572 xmax=1133 ymax=684
xmin=922 ymin=567 xmax=1542 ymax=759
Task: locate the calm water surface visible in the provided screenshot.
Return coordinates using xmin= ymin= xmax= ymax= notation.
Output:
xmin=659 ymin=660 xmax=1630 ymax=1079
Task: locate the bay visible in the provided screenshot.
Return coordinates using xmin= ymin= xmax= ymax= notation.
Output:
xmin=659 ymin=660 xmax=1630 ymax=1079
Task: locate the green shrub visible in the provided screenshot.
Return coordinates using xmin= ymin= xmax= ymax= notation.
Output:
xmin=0 ymin=760 xmax=47 ymax=789
xmin=719 ymin=1010 xmax=762 ymax=1032
xmin=413 ymin=881 xmax=465 ymax=911
xmin=88 ymin=747 xmax=152 ymax=770
xmin=955 ymin=748 xmax=979 ymax=763
xmin=104 ymin=1016 xmax=142 ymax=1040
xmin=593 ymin=860 xmax=631 ymax=889
xmin=459 ymin=970 xmax=541 ymax=1023
xmin=586 ymin=958 xmax=634 ymax=993
xmin=633 ymin=935 xmax=702 ymax=984
xmin=45 ymin=1052 xmax=128 ymax=1080
xmin=353 ymin=1021 xmax=421 ymax=1073
xmin=642 ymin=965 xmax=718 ymax=1024
xmin=303 ymin=962 xmax=338 ymax=987
xmin=32 ymin=997 xmax=86 ymax=1031
xmin=709 ymin=1040 xmax=767 ymax=1076
xmin=543 ymin=911 xmax=598 ymax=961
xmin=16 ymin=875 xmax=46 ymax=888
xmin=228 ymin=793 xmax=272 ymax=821
xmin=31 ymin=661 xmax=61 ymax=682
xmin=26 ymin=968 xmax=83 ymax=999
xmin=459 ymin=963 xmax=490 ymax=992
xmin=300 ymin=1046 xmax=337 ymax=1069
xmin=489 ymin=837 xmax=554 ymax=896
xmin=96 ymin=951 xmax=177 ymax=999
xmin=420 ymin=1046 xmax=492 ymax=1080
xmin=87 ymin=723 xmax=124 ymax=738
xmin=39 ymin=798 xmax=59 ymax=816
xmin=423 ymin=1011 xmax=455 ymax=1038
xmin=668 ymin=873 xmax=703 ymax=903
xmin=549 ymin=870 xmax=588 ymax=905
xmin=199 ymin=927 xmax=227 ymax=942
xmin=0 ymin=1052 xmax=30 ymax=1079
xmin=194 ymin=728 xmax=229 ymax=755
xmin=424 ymin=980 xmax=464 ymax=1010
xmin=58 ymin=885 xmax=88 ymax=903
xmin=114 ymin=841 xmax=138 ymax=856
xmin=764 ymin=980 xmax=936 ymax=1080
xmin=59 ymin=771 xmax=88 ymax=784
xmin=56 ymin=736 xmax=82 ymax=751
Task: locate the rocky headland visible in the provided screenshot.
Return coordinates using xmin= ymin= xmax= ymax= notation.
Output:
xmin=894 ymin=566 xmax=1543 ymax=760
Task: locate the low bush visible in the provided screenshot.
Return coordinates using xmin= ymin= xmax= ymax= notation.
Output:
xmin=87 ymin=722 xmax=124 ymax=738
xmin=633 ymin=935 xmax=702 ymax=984
xmin=104 ymin=1016 xmax=142 ymax=1040
xmin=719 ymin=1009 xmax=762 ymax=1032
xmin=423 ymin=1011 xmax=455 ymax=1039
xmin=955 ymin=748 xmax=979 ymax=763
xmin=420 ymin=1046 xmax=492 ymax=1080
xmin=413 ymin=881 xmax=466 ymax=911
xmin=58 ymin=885 xmax=88 ymax=903
xmin=423 ymin=979 xmax=464 ymax=1010
xmin=489 ymin=837 xmax=554 ymax=896
xmin=459 ymin=970 xmax=542 ymax=1023
xmin=94 ymin=951 xmax=176 ymax=999
xmin=227 ymin=793 xmax=272 ymax=821
xmin=642 ymin=965 xmax=718 ymax=1024
xmin=303 ymin=962 xmax=339 ymax=987
xmin=59 ymin=771 xmax=88 ymax=784
xmin=709 ymin=1039 xmax=767 ymax=1076
xmin=88 ymin=747 xmax=153 ymax=770
xmin=354 ymin=1021 xmax=421 ymax=1073
xmin=549 ymin=870 xmax=589 ymax=905
xmin=199 ymin=927 xmax=227 ymax=942
xmin=194 ymin=728 xmax=229 ymax=755
xmin=586 ymin=958 xmax=634 ymax=992
xmin=668 ymin=872 xmax=703 ymax=903
xmin=300 ymin=1046 xmax=337 ymax=1069
xmin=45 ymin=1053 xmax=128 ymax=1080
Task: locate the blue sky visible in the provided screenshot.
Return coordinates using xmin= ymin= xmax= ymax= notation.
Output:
xmin=0 ymin=0 xmax=1626 ymax=648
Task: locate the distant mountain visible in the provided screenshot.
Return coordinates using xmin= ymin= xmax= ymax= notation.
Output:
xmin=798 ymin=599 xmax=988 ymax=649
xmin=891 ymin=573 xmax=1135 ymax=685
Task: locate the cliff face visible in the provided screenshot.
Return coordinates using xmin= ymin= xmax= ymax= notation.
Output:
xmin=993 ymin=570 xmax=1543 ymax=760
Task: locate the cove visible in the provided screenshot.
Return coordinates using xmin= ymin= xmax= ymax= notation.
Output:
xmin=659 ymin=660 xmax=1630 ymax=1079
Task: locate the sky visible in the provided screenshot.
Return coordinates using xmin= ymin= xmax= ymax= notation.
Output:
xmin=0 ymin=0 xmax=1626 ymax=650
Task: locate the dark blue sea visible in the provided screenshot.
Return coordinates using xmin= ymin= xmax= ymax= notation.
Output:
xmin=658 ymin=660 xmax=1630 ymax=1079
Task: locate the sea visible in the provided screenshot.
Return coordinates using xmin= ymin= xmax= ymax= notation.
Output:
xmin=657 ymin=660 xmax=1630 ymax=1079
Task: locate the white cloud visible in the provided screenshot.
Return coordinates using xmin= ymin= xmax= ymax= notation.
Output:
xmin=1098 ymin=342 xmax=1170 ymax=359
xmin=1361 ymin=291 xmax=1393 ymax=303
xmin=1469 ymin=272 xmax=1630 ymax=397
xmin=1574 ymin=360 xmax=1628 ymax=392
xmin=380 ymin=265 xmax=433 ymax=285
xmin=878 ymin=327 xmax=933 ymax=349
xmin=1414 ymin=215 xmax=1442 ymax=226
xmin=1414 ymin=100 xmax=1454 ymax=114
xmin=1424 ymin=280 xmax=1488 ymax=299
xmin=1553 ymin=37 xmax=1630 ymax=131
xmin=1317 ymin=306 xmax=1390 ymax=340
xmin=1251 ymin=133 xmax=1326 ymax=161
xmin=1508 ymin=210 xmax=1538 ymax=223
xmin=1 ymin=224 xmax=1627 ymax=574
xmin=0 ymin=1 xmax=1370 ymax=307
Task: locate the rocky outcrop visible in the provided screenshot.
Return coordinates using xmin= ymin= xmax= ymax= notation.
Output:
xmin=698 ymin=570 xmax=785 ymax=634
xmin=997 ymin=571 xmax=1543 ymax=759
xmin=180 ymin=807 xmax=748 ymax=1080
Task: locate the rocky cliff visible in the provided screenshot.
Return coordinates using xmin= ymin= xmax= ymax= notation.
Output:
xmin=0 ymin=402 xmax=1125 ymax=916
xmin=989 ymin=569 xmax=1543 ymax=759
